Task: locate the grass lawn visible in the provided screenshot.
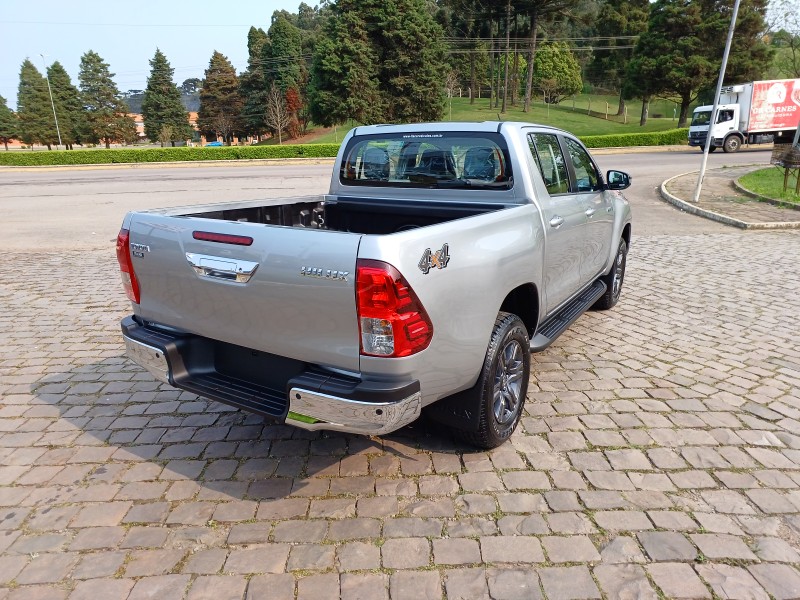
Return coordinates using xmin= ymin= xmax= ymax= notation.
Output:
xmin=738 ymin=167 xmax=800 ymax=204
xmin=305 ymin=95 xmax=685 ymax=144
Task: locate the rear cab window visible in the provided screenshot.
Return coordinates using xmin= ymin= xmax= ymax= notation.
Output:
xmin=340 ymin=132 xmax=513 ymax=190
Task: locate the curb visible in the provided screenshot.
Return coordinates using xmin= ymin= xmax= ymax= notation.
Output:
xmin=0 ymin=156 xmax=337 ymax=172
xmin=660 ymin=169 xmax=800 ymax=230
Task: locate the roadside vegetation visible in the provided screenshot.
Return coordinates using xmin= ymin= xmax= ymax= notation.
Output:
xmin=0 ymin=128 xmax=689 ymax=166
xmin=738 ymin=168 xmax=800 ymax=204
xmin=0 ymin=0 xmax=791 ymax=163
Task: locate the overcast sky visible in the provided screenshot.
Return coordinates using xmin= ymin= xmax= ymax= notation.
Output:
xmin=0 ymin=0 xmax=303 ymax=109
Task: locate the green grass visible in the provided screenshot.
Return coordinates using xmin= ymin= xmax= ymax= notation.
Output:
xmin=307 ymin=96 xmax=684 ymax=144
xmin=738 ymin=167 xmax=800 ymax=204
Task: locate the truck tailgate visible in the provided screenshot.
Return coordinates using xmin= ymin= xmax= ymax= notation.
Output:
xmin=128 ymin=214 xmax=362 ymax=372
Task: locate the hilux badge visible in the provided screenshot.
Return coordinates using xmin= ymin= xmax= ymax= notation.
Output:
xmin=419 ymin=243 xmax=450 ymax=274
xmin=300 ymin=266 xmax=349 ymax=282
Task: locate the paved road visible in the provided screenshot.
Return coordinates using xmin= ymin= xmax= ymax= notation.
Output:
xmin=0 ymin=147 xmax=772 ymax=249
xmin=1 ymin=152 xmax=800 ymax=600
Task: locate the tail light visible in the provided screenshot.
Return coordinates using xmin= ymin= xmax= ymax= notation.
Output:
xmin=116 ymin=228 xmax=140 ymax=304
xmin=356 ymin=259 xmax=433 ymax=357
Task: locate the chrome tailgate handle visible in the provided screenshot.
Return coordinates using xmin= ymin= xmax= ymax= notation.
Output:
xmin=186 ymin=252 xmax=259 ymax=283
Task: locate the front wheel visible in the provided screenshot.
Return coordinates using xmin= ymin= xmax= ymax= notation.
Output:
xmin=723 ymin=136 xmax=741 ymax=153
xmin=592 ymin=238 xmax=627 ymax=310
xmin=455 ymin=312 xmax=530 ymax=449
xmin=708 ymin=146 xmax=717 ymax=153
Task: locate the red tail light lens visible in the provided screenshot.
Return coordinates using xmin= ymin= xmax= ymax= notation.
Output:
xmin=356 ymin=259 xmax=433 ymax=357
xmin=116 ymin=228 xmax=140 ymax=304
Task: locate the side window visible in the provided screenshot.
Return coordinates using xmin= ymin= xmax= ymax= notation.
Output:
xmin=717 ymin=110 xmax=733 ymax=123
xmin=528 ymin=133 xmax=569 ymax=195
xmin=564 ymin=137 xmax=601 ymax=193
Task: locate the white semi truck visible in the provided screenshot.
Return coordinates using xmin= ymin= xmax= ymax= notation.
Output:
xmin=688 ymin=78 xmax=800 ymax=152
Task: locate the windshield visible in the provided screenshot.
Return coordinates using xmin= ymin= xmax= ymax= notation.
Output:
xmin=691 ymin=110 xmax=712 ymax=126
xmin=339 ymin=132 xmax=513 ymax=190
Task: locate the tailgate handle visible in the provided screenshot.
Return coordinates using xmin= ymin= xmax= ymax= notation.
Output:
xmin=186 ymin=252 xmax=259 ymax=283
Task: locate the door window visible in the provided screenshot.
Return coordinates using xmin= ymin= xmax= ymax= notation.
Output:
xmin=528 ymin=133 xmax=569 ymax=195
xmin=564 ymin=138 xmax=601 ymax=193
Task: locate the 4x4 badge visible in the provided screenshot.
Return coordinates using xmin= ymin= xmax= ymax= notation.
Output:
xmin=418 ymin=243 xmax=450 ymax=274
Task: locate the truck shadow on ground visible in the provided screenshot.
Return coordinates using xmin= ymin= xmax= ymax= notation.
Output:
xmin=30 ymin=355 xmax=481 ymax=504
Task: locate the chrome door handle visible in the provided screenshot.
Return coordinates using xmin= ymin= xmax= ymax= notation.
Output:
xmin=186 ymin=252 xmax=259 ymax=283
xmin=549 ymin=216 xmax=565 ymax=228
xmin=585 ymin=208 xmax=596 ymax=217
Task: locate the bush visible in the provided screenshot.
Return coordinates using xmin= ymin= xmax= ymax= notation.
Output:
xmin=0 ymin=130 xmax=690 ymax=167
xmin=581 ymin=128 xmax=689 ymax=149
xmin=0 ymin=143 xmax=342 ymax=166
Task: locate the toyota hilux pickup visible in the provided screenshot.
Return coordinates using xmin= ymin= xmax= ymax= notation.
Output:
xmin=118 ymin=121 xmax=632 ymax=448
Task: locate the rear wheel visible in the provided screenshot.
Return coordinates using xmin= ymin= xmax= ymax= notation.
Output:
xmin=592 ymin=239 xmax=627 ymax=311
xmin=454 ymin=312 xmax=530 ymax=449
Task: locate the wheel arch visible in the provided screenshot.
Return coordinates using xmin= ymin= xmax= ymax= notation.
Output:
xmin=499 ymin=283 xmax=539 ymax=338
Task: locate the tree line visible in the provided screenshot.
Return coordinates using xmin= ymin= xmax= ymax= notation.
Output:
xmin=1 ymin=0 xmax=794 ymax=151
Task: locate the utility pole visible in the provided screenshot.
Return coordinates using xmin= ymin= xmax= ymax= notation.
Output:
xmin=692 ymin=0 xmax=741 ymax=203
xmin=40 ymin=54 xmax=63 ymax=150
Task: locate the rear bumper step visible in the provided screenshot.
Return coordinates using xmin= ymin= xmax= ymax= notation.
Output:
xmin=121 ymin=316 xmax=421 ymax=435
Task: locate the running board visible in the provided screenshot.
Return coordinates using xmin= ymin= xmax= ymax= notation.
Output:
xmin=530 ymin=280 xmax=607 ymax=352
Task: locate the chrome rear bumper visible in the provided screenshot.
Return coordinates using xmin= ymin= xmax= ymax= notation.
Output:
xmin=122 ymin=316 xmax=421 ymax=436
xmin=287 ymin=388 xmax=421 ymax=435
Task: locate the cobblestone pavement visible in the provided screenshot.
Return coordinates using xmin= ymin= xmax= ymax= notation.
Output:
xmin=1 ymin=229 xmax=800 ymax=600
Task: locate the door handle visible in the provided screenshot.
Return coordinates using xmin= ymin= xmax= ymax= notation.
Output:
xmin=549 ymin=216 xmax=565 ymax=228
xmin=186 ymin=252 xmax=259 ymax=283
xmin=585 ymin=208 xmax=596 ymax=217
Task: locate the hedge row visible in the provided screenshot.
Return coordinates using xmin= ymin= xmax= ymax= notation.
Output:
xmin=581 ymin=128 xmax=689 ymax=148
xmin=0 ymin=143 xmax=342 ymax=166
xmin=0 ymin=129 xmax=690 ymax=167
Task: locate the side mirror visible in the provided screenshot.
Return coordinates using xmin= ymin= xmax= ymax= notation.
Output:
xmin=606 ymin=170 xmax=631 ymax=190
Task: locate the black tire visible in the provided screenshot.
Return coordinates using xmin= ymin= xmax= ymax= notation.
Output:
xmin=723 ymin=135 xmax=741 ymax=153
xmin=454 ymin=312 xmax=530 ymax=449
xmin=592 ymin=238 xmax=627 ymax=311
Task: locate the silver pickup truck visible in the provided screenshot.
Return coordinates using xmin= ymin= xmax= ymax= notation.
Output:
xmin=117 ymin=121 xmax=631 ymax=448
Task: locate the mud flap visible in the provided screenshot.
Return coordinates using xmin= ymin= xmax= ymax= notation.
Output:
xmin=423 ymin=381 xmax=483 ymax=432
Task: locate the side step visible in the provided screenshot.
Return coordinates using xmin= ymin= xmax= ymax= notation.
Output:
xmin=530 ymin=280 xmax=606 ymax=352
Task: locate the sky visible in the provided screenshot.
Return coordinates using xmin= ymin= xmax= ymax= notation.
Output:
xmin=0 ymin=0 xmax=304 ymax=109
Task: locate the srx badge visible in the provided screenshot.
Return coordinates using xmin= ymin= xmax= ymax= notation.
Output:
xmin=418 ymin=243 xmax=450 ymax=274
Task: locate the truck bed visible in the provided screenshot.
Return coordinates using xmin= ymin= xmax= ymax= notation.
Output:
xmin=167 ymin=195 xmax=511 ymax=235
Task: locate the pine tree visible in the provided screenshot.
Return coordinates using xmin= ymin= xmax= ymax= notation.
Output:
xmin=239 ymin=27 xmax=269 ymax=136
xmin=265 ymin=14 xmax=303 ymax=92
xmin=17 ymin=59 xmax=58 ymax=149
xmin=308 ymin=2 xmax=384 ymax=126
xmin=47 ymin=61 xmax=83 ymax=149
xmin=309 ymin=0 xmax=447 ymax=125
xmin=0 ymin=95 xmax=18 ymax=151
xmin=142 ymin=49 xmax=193 ymax=145
xmin=373 ymin=0 xmax=448 ymax=123
xmin=78 ymin=50 xmax=137 ymax=148
xmin=198 ymin=51 xmax=243 ymax=144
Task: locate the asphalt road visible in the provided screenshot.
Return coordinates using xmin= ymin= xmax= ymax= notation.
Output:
xmin=0 ymin=147 xmax=773 ymax=250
